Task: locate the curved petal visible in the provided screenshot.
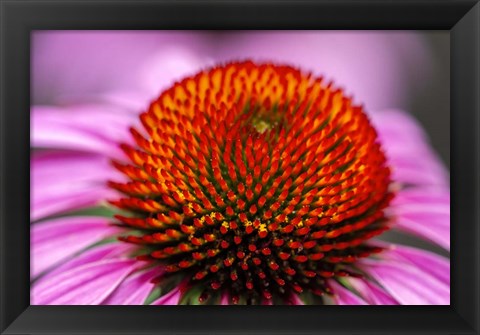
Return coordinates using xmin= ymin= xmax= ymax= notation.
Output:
xmin=389 ymin=158 xmax=449 ymax=188
xmin=32 ymin=105 xmax=137 ymax=158
xmin=152 ymin=288 xmax=181 ymax=305
xmin=32 ymin=258 xmax=138 ymax=305
xmin=32 ymin=151 xmax=122 ymax=184
xmin=389 ymin=188 xmax=450 ymax=251
xmin=393 ymin=217 xmax=449 ymax=251
xmin=103 ymin=266 xmax=164 ymax=305
xmin=219 ymin=294 xmax=229 ymax=305
xmin=383 ymin=244 xmax=450 ymax=285
xmin=346 ymin=278 xmax=399 ymax=305
xmin=370 ymin=109 xmax=448 ymax=188
xmin=32 ymin=188 xmax=115 ymax=222
xmin=290 ymin=294 xmax=305 ymax=306
xmin=360 ymin=257 xmax=449 ymax=305
xmin=31 ymin=152 xmax=122 ymax=221
xmin=96 ymin=90 xmax=155 ymax=112
xmin=392 ymin=188 xmax=450 ymax=207
xmin=329 ymin=281 xmax=367 ymax=305
xmin=31 ymin=216 xmax=121 ymax=278
xmin=35 ymin=242 xmax=135 ymax=286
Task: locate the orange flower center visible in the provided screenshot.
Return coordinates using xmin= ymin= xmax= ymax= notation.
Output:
xmin=109 ymin=61 xmax=393 ymax=304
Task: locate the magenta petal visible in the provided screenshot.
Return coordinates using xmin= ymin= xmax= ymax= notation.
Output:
xmin=103 ymin=266 xmax=164 ymax=305
xmin=32 ymin=105 xmax=136 ymax=158
xmin=31 ymin=152 xmax=122 ymax=221
xmin=32 ymin=109 xmax=121 ymax=156
xmin=393 ymin=214 xmax=450 ymax=251
xmin=57 ymin=243 xmax=132 ymax=270
xmin=370 ymin=110 xmax=448 ymax=188
xmin=346 ymin=278 xmax=398 ymax=305
xmin=32 ymin=258 xmax=138 ymax=305
xmin=220 ymin=293 xmax=230 ymax=305
xmin=31 ymin=216 xmax=121 ymax=278
xmin=97 ymin=90 xmax=155 ymax=112
xmin=390 ymin=161 xmax=448 ymax=188
xmin=329 ymin=281 xmax=367 ymax=305
xmin=35 ymin=243 xmax=134 ymax=285
xmin=392 ymin=188 xmax=450 ymax=207
xmin=152 ymin=288 xmax=181 ymax=305
xmin=32 ymin=151 xmax=124 ymax=185
xmin=290 ymin=294 xmax=305 ymax=305
xmin=371 ymin=109 xmax=426 ymax=139
xmin=384 ymin=245 xmax=450 ymax=285
xmin=361 ymin=259 xmax=449 ymax=305
xmin=388 ymin=156 xmax=448 ymax=187
xmin=32 ymin=188 xmax=115 ymax=222
xmin=361 ymin=281 xmax=398 ymax=305
xmin=390 ymin=188 xmax=450 ymax=251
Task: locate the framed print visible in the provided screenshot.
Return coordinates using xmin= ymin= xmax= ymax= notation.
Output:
xmin=1 ymin=0 xmax=479 ymax=334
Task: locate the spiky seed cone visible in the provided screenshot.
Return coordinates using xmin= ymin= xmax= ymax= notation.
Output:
xmin=109 ymin=61 xmax=393 ymax=304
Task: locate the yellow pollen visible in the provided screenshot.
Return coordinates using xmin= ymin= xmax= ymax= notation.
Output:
xmin=252 ymin=120 xmax=271 ymax=133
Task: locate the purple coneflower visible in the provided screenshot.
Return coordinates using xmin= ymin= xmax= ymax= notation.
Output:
xmin=31 ymin=54 xmax=449 ymax=305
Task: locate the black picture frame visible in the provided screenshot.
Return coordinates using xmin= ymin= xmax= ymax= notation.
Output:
xmin=1 ymin=0 xmax=479 ymax=334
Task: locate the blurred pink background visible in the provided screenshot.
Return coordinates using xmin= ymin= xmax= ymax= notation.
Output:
xmin=31 ymin=30 xmax=449 ymax=166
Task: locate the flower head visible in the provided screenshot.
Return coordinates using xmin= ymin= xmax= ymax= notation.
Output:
xmin=108 ymin=61 xmax=394 ymax=303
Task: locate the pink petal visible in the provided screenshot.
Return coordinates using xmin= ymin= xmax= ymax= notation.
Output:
xmin=32 ymin=151 xmax=123 ymax=184
xmin=31 ymin=152 xmax=122 ymax=221
xmin=329 ymin=281 xmax=367 ymax=305
xmin=370 ymin=110 xmax=448 ymax=188
xmin=389 ymin=157 xmax=449 ymax=187
xmin=383 ymin=244 xmax=450 ymax=285
xmin=392 ymin=188 xmax=450 ymax=207
xmin=371 ymin=111 xmax=450 ymax=250
xmin=370 ymin=109 xmax=426 ymax=141
xmin=360 ymin=258 xmax=449 ymax=305
xmin=32 ymin=188 xmax=115 ymax=222
xmin=391 ymin=164 xmax=447 ymax=188
xmin=32 ymin=105 xmax=136 ymax=158
xmin=389 ymin=188 xmax=450 ymax=251
xmin=290 ymin=294 xmax=305 ymax=305
xmin=346 ymin=278 xmax=399 ymax=305
xmin=152 ymin=288 xmax=181 ymax=305
xmin=96 ymin=90 xmax=155 ymax=112
xmin=35 ymin=243 xmax=134 ymax=284
xmin=220 ymin=293 xmax=229 ymax=305
xmin=103 ymin=266 xmax=164 ymax=305
xmin=31 ymin=216 xmax=121 ymax=278
xmin=32 ymin=258 xmax=138 ymax=305
xmin=393 ymin=215 xmax=449 ymax=251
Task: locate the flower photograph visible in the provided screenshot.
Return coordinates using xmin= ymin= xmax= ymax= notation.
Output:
xmin=31 ymin=31 xmax=450 ymax=305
